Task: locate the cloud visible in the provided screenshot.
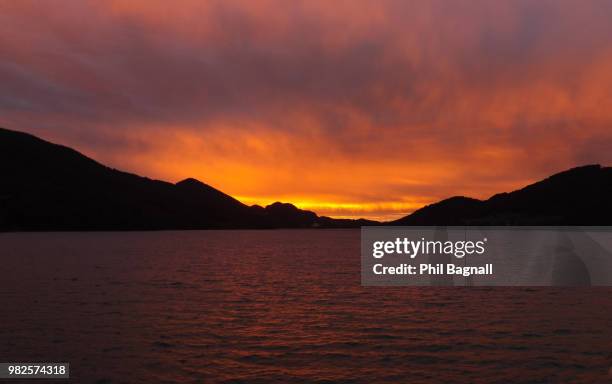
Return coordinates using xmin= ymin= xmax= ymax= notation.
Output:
xmin=2 ymin=0 xmax=612 ymax=220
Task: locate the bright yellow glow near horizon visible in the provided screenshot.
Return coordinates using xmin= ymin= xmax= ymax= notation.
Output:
xmin=234 ymin=196 xmax=429 ymax=222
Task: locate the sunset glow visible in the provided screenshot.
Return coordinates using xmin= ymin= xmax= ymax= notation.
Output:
xmin=2 ymin=0 xmax=612 ymax=220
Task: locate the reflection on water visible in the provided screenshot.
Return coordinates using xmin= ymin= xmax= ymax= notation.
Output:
xmin=1 ymin=230 xmax=611 ymax=383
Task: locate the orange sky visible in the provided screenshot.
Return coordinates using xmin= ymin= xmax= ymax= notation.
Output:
xmin=2 ymin=0 xmax=612 ymax=220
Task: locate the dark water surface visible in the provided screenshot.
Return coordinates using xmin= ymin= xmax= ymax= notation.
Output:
xmin=1 ymin=230 xmax=611 ymax=383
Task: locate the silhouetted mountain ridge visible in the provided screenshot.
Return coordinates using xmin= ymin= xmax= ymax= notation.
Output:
xmin=392 ymin=164 xmax=612 ymax=225
xmin=0 ymin=127 xmax=372 ymax=230
xmin=1 ymin=127 xmax=610 ymax=229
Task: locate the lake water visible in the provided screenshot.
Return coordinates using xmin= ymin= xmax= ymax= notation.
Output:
xmin=1 ymin=230 xmax=611 ymax=383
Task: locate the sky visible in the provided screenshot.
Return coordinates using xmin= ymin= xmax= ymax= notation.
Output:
xmin=2 ymin=0 xmax=612 ymax=221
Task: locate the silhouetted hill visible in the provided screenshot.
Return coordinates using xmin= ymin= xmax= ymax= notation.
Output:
xmin=3 ymin=127 xmax=609 ymax=229
xmin=391 ymin=165 xmax=612 ymax=225
xmin=0 ymin=127 xmax=372 ymax=230
xmin=260 ymin=202 xmax=318 ymax=227
xmin=392 ymin=196 xmax=483 ymax=226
